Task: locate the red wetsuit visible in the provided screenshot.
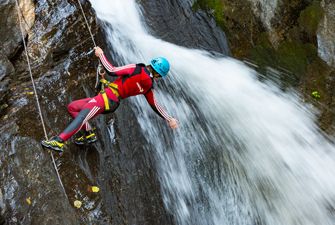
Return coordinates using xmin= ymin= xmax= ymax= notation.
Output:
xmin=58 ymin=53 xmax=173 ymax=141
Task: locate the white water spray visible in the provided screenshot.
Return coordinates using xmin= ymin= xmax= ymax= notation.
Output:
xmin=90 ymin=0 xmax=335 ymax=224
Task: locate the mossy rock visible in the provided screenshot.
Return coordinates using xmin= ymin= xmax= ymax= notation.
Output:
xmin=298 ymin=1 xmax=324 ymax=36
xmin=193 ymin=0 xmax=225 ymax=27
xmin=249 ymin=33 xmax=277 ymax=69
xmin=277 ymin=41 xmax=318 ymax=76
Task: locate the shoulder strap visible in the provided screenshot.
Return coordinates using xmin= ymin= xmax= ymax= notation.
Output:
xmin=121 ymin=63 xmax=148 ymax=83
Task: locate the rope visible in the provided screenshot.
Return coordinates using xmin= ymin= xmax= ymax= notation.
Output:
xmin=76 ymin=0 xmax=105 ymax=91
xmin=14 ymin=0 xmax=67 ymax=195
xmin=77 ymin=0 xmax=97 ymax=47
xmin=14 ymin=1 xmax=47 ymax=140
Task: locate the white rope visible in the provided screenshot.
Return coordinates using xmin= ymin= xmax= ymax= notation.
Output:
xmin=77 ymin=0 xmax=105 ymax=91
xmin=14 ymin=0 xmax=67 ymax=195
xmin=14 ymin=0 xmax=47 ymax=140
xmin=77 ymin=0 xmax=97 ymax=47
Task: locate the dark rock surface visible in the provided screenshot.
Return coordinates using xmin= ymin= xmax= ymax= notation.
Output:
xmin=0 ymin=0 xmax=239 ymax=222
xmin=0 ymin=0 xmax=35 ymax=58
xmin=0 ymin=0 xmax=175 ymax=224
xmin=318 ymin=0 xmax=335 ymax=67
xmin=0 ymin=53 xmax=14 ymax=117
xmin=140 ymin=0 xmax=230 ymax=55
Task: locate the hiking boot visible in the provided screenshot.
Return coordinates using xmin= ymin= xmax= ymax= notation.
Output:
xmin=74 ymin=130 xmax=97 ymax=145
xmin=41 ymin=136 xmax=64 ymax=152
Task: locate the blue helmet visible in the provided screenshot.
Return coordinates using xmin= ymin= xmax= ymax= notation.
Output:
xmin=150 ymin=57 xmax=170 ymax=77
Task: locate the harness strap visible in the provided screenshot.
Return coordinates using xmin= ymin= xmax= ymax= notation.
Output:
xmin=108 ymin=82 xmax=119 ymax=97
xmin=101 ymin=92 xmax=110 ymax=111
xmin=100 ymin=79 xmax=120 ymax=111
xmin=121 ymin=64 xmax=145 ymax=84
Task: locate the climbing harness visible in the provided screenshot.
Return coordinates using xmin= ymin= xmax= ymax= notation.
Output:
xmin=99 ymin=78 xmax=120 ymax=111
xmin=14 ymin=0 xmax=66 ymax=195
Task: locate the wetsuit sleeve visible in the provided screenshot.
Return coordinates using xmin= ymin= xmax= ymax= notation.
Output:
xmin=144 ymin=89 xmax=173 ymax=121
xmin=98 ymin=53 xmax=136 ymax=76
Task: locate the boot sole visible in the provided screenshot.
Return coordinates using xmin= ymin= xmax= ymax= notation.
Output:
xmin=74 ymin=139 xmax=97 ymax=145
xmin=41 ymin=142 xmax=64 ymax=153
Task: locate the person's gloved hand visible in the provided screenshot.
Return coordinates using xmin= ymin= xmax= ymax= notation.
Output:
xmin=168 ymin=118 xmax=179 ymax=129
xmin=94 ymin=46 xmax=104 ymax=57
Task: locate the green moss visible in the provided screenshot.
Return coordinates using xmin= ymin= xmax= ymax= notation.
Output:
xmin=298 ymin=1 xmax=324 ymax=35
xmin=277 ymin=41 xmax=309 ymax=75
xmin=249 ymin=33 xmax=277 ymax=71
xmin=277 ymin=41 xmax=317 ymax=75
xmin=249 ymin=34 xmax=319 ymax=81
xmin=193 ymin=0 xmax=225 ymax=27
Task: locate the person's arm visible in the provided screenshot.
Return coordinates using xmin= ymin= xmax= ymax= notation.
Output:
xmin=144 ymin=89 xmax=178 ymax=129
xmin=94 ymin=47 xmax=136 ymax=76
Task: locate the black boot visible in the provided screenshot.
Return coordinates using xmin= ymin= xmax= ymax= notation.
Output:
xmin=74 ymin=130 xmax=97 ymax=145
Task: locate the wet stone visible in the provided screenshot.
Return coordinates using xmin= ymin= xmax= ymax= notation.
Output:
xmin=318 ymin=0 xmax=335 ymax=67
xmin=1 ymin=137 xmax=80 ymax=224
xmin=0 ymin=55 xmax=14 ymax=81
xmin=0 ymin=188 xmax=4 ymax=215
xmin=0 ymin=0 xmax=35 ymax=58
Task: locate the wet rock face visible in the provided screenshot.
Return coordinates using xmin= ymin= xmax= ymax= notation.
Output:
xmin=0 ymin=0 xmax=34 ymax=118
xmin=318 ymin=0 xmax=335 ymax=67
xmin=248 ymin=0 xmax=279 ymax=30
xmin=0 ymin=56 xmax=14 ymax=81
xmin=0 ymin=54 xmax=13 ymax=116
xmin=0 ymin=130 xmax=79 ymax=224
xmin=0 ymin=0 xmax=98 ymax=223
xmin=193 ymin=0 xmax=266 ymax=57
xmin=0 ymin=0 xmax=35 ymax=58
xmin=1 ymin=0 xmax=173 ymax=224
xmin=94 ymin=108 xmax=174 ymax=225
xmin=140 ymin=0 xmax=229 ymax=55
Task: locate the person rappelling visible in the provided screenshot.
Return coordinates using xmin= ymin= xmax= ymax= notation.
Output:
xmin=41 ymin=46 xmax=179 ymax=152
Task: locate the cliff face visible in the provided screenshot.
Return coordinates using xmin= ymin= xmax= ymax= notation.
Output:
xmin=317 ymin=0 xmax=335 ymax=67
xmin=0 ymin=0 xmax=35 ymax=58
xmin=0 ymin=0 xmax=95 ymax=223
xmin=193 ymin=0 xmax=335 ymax=134
xmin=0 ymin=0 xmax=34 ymax=118
xmin=0 ymin=0 xmax=172 ymax=224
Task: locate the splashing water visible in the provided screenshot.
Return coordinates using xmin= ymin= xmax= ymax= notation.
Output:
xmin=90 ymin=0 xmax=335 ymax=224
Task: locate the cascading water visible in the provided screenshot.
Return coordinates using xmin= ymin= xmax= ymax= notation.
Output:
xmin=90 ymin=0 xmax=335 ymax=224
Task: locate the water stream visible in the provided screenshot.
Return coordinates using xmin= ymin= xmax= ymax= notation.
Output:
xmin=90 ymin=0 xmax=335 ymax=224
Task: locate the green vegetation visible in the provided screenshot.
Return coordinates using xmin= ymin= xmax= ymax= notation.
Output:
xmin=249 ymin=37 xmax=319 ymax=84
xmin=298 ymin=1 xmax=324 ymax=35
xmin=311 ymin=90 xmax=321 ymax=99
xmin=193 ymin=0 xmax=225 ymax=27
xmin=249 ymin=33 xmax=276 ymax=71
xmin=277 ymin=41 xmax=317 ymax=76
xmin=193 ymin=0 xmax=324 ymax=77
xmin=192 ymin=0 xmax=326 ymax=80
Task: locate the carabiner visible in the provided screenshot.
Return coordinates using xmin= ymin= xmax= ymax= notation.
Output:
xmin=98 ymin=63 xmax=106 ymax=76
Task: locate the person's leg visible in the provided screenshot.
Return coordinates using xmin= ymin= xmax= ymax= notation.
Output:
xmin=67 ymin=98 xmax=93 ymax=131
xmin=67 ymin=98 xmax=90 ymax=117
xmin=74 ymin=98 xmax=120 ymax=145
xmin=41 ymin=94 xmax=105 ymax=152
xmin=59 ymin=97 xmax=105 ymax=141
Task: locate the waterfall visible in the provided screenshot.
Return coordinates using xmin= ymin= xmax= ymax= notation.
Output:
xmin=90 ymin=0 xmax=335 ymax=224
